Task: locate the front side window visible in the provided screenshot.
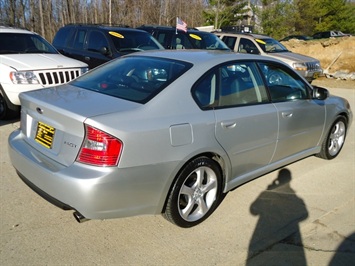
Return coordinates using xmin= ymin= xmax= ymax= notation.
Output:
xmin=71 ymin=56 xmax=192 ymax=103
xmin=258 ymin=62 xmax=310 ymax=102
xmin=193 ymin=61 xmax=269 ymax=109
xmin=238 ymin=38 xmax=259 ymax=54
xmin=87 ymin=31 xmax=109 ymax=53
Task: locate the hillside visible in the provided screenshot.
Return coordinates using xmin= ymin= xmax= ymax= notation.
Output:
xmin=281 ymin=36 xmax=355 ymax=80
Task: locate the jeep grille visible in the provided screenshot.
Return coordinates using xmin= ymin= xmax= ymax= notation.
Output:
xmin=36 ymin=69 xmax=81 ymax=86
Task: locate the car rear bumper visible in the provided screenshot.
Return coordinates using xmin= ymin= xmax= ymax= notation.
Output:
xmin=8 ymin=129 xmax=174 ymax=220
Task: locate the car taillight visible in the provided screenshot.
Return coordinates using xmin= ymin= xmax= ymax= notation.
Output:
xmin=77 ymin=125 xmax=123 ymax=166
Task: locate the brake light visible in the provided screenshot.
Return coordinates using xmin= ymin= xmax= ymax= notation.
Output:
xmin=77 ymin=125 xmax=123 ymax=166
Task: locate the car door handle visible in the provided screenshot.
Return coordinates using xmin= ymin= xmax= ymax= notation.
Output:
xmin=221 ymin=121 xmax=237 ymax=129
xmin=282 ymin=112 xmax=293 ymax=118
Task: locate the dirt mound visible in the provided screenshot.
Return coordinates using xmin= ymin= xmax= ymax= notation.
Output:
xmin=281 ymin=36 xmax=355 ymax=75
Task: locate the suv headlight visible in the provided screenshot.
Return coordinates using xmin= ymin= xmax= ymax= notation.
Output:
xmin=10 ymin=71 xmax=39 ymax=84
xmin=292 ymin=63 xmax=307 ymax=71
xmin=81 ymin=67 xmax=89 ymax=74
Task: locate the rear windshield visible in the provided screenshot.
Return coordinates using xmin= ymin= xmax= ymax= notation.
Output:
xmin=0 ymin=33 xmax=58 ymax=54
xmin=71 ymin=56 xmax=192 ymax=103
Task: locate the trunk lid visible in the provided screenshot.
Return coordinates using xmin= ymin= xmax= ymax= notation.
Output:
xmin=19 ymin=84 xmax=140 ymax=166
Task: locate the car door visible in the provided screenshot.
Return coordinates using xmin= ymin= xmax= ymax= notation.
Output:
xmin=67 ymin=28 xmax=89 ymax=64
xmin=84 ymin=30 xmax=111 ymax=68
xmin=193 ymin=61 xmax=278 ymax=180
xmin=258 ymin=62 xmax=326 ymax=162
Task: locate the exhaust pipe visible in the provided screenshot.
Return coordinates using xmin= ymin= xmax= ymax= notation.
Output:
xmin=73 ymin=211 xmax=90 ymax=223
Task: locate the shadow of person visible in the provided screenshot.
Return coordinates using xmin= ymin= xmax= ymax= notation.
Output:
xmin=246 ymin=168 xmax=309 ymax=265
xmin=329 ymin=232 xmax=355 ymax=266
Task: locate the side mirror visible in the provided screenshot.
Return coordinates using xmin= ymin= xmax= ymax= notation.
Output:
xmin=99 ymin=46 xmax=110 ymax=56
xmin=312 ymin=86 xmax=329 ymax=100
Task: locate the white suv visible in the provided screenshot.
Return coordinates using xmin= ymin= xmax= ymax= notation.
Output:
xmin=215 ymin=32 xmax=323 ymax=82
xmin=0 ymin=26 xmax=88 ymax=120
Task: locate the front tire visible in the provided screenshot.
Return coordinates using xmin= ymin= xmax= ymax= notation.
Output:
xmin=0 ymin=93 xmax=19 ymax=120
xmin=163 ymin=157 xmax=224 ymax=228
xmin=317 ymin=117 xmax=347 ymax=160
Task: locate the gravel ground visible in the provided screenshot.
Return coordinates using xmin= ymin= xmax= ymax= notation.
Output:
xmin=312 ymin=77 xmax=354 ymax=89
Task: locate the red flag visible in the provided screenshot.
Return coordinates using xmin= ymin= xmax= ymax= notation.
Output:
xmin=176 ymin=17 xmax=187 ymax=33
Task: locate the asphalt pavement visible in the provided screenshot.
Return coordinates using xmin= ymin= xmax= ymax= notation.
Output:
xmin=1 ymin=81 xmax=354 ymax=265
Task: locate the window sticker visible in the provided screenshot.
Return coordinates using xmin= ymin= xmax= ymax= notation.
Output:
xmin=189 ymin=34 xmax=202 ymax=41
xmin=255 ymin=39 xmax=266 ymax=44
xmin=109 ymin=31 xmax=124 ymax=38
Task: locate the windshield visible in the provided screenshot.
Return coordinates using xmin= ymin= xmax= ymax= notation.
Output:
xmin=188 ymin=32 xmax=230 ymax=50
xmin=0 ymin=33 xmax=58 ymax=54
xmin=256 ymin=38 xmax=289 ymax=53
xmin=71 ymin=56 xmax=192 ymax=103
xmin=108 ymin=31 xmax=163 ymax=52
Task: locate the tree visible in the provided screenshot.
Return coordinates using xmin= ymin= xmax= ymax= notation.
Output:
xmin=257 ymin=0 xmax=295 ymax=39
xmin=203 ymin=0 xmax=248 ymax=29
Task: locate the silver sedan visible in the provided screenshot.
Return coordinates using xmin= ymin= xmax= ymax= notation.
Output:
xmin=8 ymin=50 xmax=352 ymax=228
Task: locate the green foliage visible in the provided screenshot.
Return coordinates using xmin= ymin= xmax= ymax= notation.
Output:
xmin=259 ymin=0 xmax=294 ymax=39
xmin=203 ymin=0 xmax=248 ymax=28
xmin=258 ymin=0 xmax=355 ymax=38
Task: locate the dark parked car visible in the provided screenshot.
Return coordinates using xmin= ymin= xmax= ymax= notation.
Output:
xmin=137 ymin=25 xmax=230 ymax=50
xmin=9 ymin=50 xmax=352 ymax=228
xmin=280 ymin=35 xmax=313 ymax=42
xmin=52 ymin=24 xmax=164 ymax=69
xmin=312 ymin=31 xmax=351 ymax=39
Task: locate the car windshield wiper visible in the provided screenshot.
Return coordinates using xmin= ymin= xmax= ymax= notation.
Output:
xmin=267 ymin=49 xmax=289 ymax=53
xmin=119 ymin=48 xmax=143 ymax=52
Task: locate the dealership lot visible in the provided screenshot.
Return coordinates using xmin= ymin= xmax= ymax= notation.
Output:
xmin=1 ymin=80 xmax=354 ymax=265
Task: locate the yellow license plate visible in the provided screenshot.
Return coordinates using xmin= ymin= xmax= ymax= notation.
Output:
xmin=313 ymin=72 xmax=319 ymax=79
xmin=35 ymin=121 xmax=55 ymax=149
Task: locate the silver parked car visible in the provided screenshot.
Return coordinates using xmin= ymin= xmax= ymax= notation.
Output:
xmin=8 ymin=50 xmax=352 ymax=228
xmin=215 ymin=32 xmax=323 ymax=82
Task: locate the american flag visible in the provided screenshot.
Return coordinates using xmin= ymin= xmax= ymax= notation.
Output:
xmin=176 ymin=17 xmax=187 ymax=33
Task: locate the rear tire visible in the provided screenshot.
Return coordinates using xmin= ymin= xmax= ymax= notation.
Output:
xmin=316 ymin=117 xmax=347 ymax=160
xmin=163 ymin=157 xmax=224 ymax=228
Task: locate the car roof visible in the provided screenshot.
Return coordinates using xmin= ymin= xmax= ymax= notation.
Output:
xmin=62 ymin=24 xmax=146 ymax=32
xmin=127 ymin=49 xmax=283 ymax=65
xmin=214 ymin=31 xmax=272 ymax=40
xmin=137 ymin=25 xmax=205 ymax=34
xmin=0 ymin=26 xmax=35 ymax=34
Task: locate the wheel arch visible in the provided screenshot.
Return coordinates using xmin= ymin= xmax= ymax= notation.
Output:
xmin=160 ymin=151 xmax=228 ymax=214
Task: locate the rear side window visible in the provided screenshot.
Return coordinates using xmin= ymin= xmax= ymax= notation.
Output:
xmin=71 ymin=56 xmax=192 ymax=103
xmin=193 ymin=61 xmax=269 ymax=109
xmin=73 ymin=29 xmax=87 ymax=50
xmin=221 ymin=36 xmax=237 ymax=50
